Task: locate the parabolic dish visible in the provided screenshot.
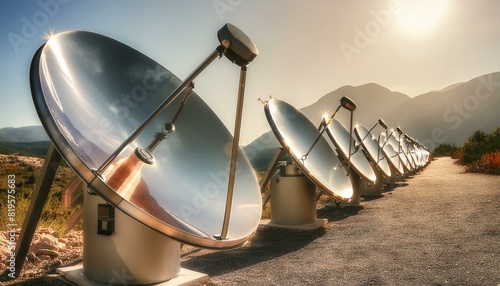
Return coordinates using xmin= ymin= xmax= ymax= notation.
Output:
xmin=408 ymin=151 xmax=419 ymax=168
xmin=378 ymin=133 xmax=405 ymax=176
xmin=400 ymin=137 xmax=417 ymax=169
xmin=420 ymin=148 xmax=429 ymax=164
xmin=386 ymin=133 xmax=413 ymax=172
xmin=323 ymin=117 xmax=377 ymax=183
xmin=413 ymin=144 xmax=425 ymax=167
xmin=352 ymin=124 xmax=393 ymax=178
xmin=30 ymin=30 xmax=262 ymax=249
xmin=409 ymin=144 xmax=422 ymax=167
xmin=264 ymin=99 xmax=353 ymax=202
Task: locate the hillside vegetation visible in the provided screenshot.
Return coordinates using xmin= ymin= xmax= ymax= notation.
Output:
xmin=0 ymin=141 xmax=51 ymax=158
xmin=0 ymin=155 xmax=78 ymax=237
xmin=432 ymin=128 xmax=500 ymax=175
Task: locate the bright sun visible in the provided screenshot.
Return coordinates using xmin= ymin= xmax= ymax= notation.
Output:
xmin=395 ymin=0 xmax=449 ymax=34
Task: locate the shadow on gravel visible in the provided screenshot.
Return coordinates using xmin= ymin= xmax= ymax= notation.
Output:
xmin=360 ymin=195 xmax=384 ymax=201
xmin=183 ymin=205 xmax=367 ymax=276
xmin=182 ymin=226 xmax=325 ymax=276
xmin=316 ymin=205 xmax=363 ymax=222
xmin=383 ymin=182 xmax=409 ymax=192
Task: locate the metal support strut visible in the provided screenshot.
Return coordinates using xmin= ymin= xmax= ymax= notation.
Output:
xmin=301 ymin=96 xmax=357 ymax=163
xmin=217 ymin=65 xmax=248 ymax=240
xmin=97 ymin=45 xmax=228 ymax=175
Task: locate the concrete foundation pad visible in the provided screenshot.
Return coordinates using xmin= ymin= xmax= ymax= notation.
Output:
xmin=56 ymin=265 xmax=208 ymax=286
xmin=260 ymin=218 xmax=327 ymax=230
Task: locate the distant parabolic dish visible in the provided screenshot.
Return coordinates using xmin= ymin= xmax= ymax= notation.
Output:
xmin=264 ymin=98 xmax=353 ymax=202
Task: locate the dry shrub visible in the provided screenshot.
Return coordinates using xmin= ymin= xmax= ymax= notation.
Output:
xmin=4 ymin=164 xmax=19 ymax=173
xmin=467 ymin=151 xmax=500 ymax=175
xmin=453 ymin=149 xmax=465 ymax=165
xmin=482 ymin=151 xmax=500 ymax=170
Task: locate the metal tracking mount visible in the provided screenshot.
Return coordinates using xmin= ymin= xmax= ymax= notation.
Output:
xmin=260 ymin=149 xmax=327 ymax=230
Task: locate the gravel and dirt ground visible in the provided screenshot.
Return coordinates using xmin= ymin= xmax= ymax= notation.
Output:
xmin=2 ymin=157 xmax=500 ymax=285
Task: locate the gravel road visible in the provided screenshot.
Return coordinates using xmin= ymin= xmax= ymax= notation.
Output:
xmin=4 ymin=157 xmax=500 ymax=285
xmin=182 ymin=157 xmax=500 ymax=285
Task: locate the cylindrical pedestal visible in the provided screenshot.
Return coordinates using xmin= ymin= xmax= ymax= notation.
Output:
xmin=346 ymin=167 xmax=362 ymax=205
xmin=83 ymin=190 xmax=180 ymax=285
xmin=360 ymin=161 xmax=384 ymax=196
xmin=270 ymin=163 xmax=317 ymax=225
xmin=387 ymin=159 xmax=407 ymax=184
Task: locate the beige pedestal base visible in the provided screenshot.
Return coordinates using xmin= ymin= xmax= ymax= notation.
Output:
xmin=56 ymin=265 xmax=208 ymax=286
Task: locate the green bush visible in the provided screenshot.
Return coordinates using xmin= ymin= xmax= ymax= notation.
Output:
xmin=462 ymin=128 xmax=500 ymax=164
xmin=432 ymin=143 xmax=459 ymax=157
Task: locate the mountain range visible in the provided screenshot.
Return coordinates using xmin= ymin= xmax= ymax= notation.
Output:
xmin=244 ymin=71 xmax=500 ymax=170
xmin=0 ymin=126 xmax=49 ymax=142
xmin=1 ymin=72 xmax=499 ymax=167
xmin=0 ymin=126 xmax=50 ymax=157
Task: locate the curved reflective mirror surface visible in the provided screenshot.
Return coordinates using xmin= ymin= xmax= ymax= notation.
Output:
xmin=378 ymin=133 xmax=405 ymax=176
xmin=264 ymin=99 xmax=353 ymax=202
xmin=30 ymin=30 xmax=261 ymax=248
xmin=400 ymin=137 xmax=417 ymax=169
xmin=411 ymin=140 xmax=426 ymax=166
xmin=324 ymin=117 xmax=377 ymax=183
xmin=386 ymin=134 xmax=413 ymax=172
xmin=353 ymin=125 xmax=393 ymax=178
xmin=420 ymin=148 xmax=429 ymax=164
xmin=410 ymin=144 xmax=423 ymax=167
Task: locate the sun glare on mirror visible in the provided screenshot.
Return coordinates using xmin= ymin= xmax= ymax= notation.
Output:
xmin=44 ymin=29 xmax=55 ymax=41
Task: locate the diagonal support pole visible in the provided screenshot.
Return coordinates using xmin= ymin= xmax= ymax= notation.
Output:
xmin=217 ymin=65 xmax=248 ymax=240
xmin=97 ymin=46 xmax=226 ymax=175
xmin=11 ymin=144 xmax=61 ymax=278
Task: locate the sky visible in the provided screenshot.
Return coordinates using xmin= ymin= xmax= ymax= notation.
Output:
xmin=1 ymin=0 xmax=500 ymax=145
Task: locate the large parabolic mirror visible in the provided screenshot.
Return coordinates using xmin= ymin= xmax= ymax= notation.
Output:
xmin=324 ymin=118 xmax=377 ymax=184
xmin=354 ymin=124 xmax=398 ymax=178
xmin=30 ymin=30 xmax=262 ymax=249
xmin=386 ymin=130 xmax=413 ymax=173
xmin=264 ymin=98 xmax=353 ymax=202
xmin=377 ymin=132 xmax=405 ymax=176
